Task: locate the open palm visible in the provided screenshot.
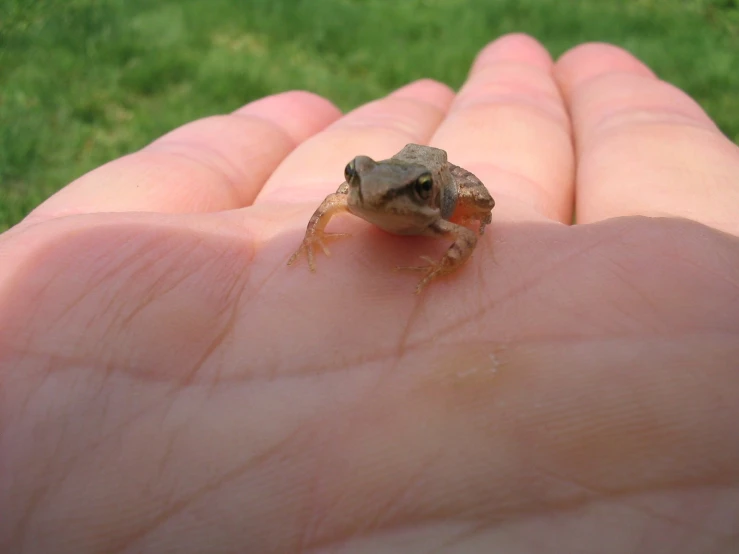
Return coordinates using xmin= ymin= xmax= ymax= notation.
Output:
xmin=2 ymin=36 xmax=738 ymax=553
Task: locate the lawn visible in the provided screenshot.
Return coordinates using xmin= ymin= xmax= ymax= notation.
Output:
xmin=1 ymin=0 xmax=738 ymax=231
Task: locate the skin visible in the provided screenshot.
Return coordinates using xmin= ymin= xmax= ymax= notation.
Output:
xmin=1 ymin=34 xmax=739 ymax=553
xmin=287 ymin=143 xmax=495 ymax=292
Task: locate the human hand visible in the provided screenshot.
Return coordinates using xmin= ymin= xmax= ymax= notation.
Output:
xmin=1 ymin=34 xmax=738 ymax=553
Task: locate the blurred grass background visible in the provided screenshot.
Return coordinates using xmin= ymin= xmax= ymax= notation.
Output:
xmin=1 ymin=0 xmax=738 ymax=231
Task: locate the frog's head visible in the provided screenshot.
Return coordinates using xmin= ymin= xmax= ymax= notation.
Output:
xmin=343 ymin=155 xmax=441 ymax=233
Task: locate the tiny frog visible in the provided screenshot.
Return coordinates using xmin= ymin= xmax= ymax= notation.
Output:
xmin=287 ymin=143 xmax=495 ymax=293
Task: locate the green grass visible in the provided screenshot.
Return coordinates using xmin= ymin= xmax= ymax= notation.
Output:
xmin=2 ymin=0 xmax=738 ymax=231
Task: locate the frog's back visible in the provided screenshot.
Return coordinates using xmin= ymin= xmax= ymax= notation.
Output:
xmin=390 ymin=143 xmax=448 ymax=173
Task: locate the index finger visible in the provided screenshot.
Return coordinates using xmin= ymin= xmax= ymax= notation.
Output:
xmin=22 ymin=91 xmax=341 ymax=226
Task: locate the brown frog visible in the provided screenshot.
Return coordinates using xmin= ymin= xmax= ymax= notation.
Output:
xmin=287 ymin=143 xmax=495 ymax=293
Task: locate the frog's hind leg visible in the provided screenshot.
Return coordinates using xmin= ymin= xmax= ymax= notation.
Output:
xmin=396 ymin=219 xmax=477 ymax=294
xmin=449 ymin=164 xmax=494 ymax=234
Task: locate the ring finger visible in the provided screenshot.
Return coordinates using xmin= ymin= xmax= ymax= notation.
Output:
xmin=555 ymin=43 xmax=739 ymax=236
xmin=431 ymin=34 xmax=575 ymax=224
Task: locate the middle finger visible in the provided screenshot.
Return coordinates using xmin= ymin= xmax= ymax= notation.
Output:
xmin=433 ymin=34 xmax=574 ymax=223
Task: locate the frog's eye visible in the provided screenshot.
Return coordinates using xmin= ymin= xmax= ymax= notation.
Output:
xmin=413 ymin=173 xmax=433 ymax=200
xmin=344 ymin=160 xmax=357 ymax=183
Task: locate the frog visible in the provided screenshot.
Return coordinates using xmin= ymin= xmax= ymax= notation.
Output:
xmin=287 ymin=143 xmax=495 ymax=293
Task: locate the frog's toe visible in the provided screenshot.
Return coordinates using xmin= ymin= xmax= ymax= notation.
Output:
xmin=288 ymin=231 xmax=352 ymax=270
xmin=317 ymin=239 xmax=331 ymax=257
xmin=394 ymin=255 xmax=436 ymax=272
xmin=287 ymin=247 xmax=304 ymax=267
xmin=394 ymin=256 xmax=446 ymax=293
xmin=414 ymin=267 xmax=444 ymax=294
xmin=318 ymin=232 xmax=351 ymax=257
xmin=287 ymin=240 xmax=316 ymax=269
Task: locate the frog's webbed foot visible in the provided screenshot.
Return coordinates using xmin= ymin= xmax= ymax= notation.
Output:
xmin=395 ymin=220 xmax=478 ymax=294
xmin=395 ymin=256 xmax=448 ymax=294
xmin=287 ymin=230 xmax=351 ymax=271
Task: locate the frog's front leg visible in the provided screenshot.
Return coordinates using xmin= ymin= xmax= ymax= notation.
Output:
xmin=287 ymin=183 xmax=352 ymax=271
xmin=399 ymin=219 xmax=478 ymax=294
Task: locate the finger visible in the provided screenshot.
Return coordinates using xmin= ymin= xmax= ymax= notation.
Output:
xmin=256 ymin=79 xmax=455 ymax=204
xmin=431 ymin=34 xmax=574 ymax=223
xmin=556 ymin=43 xmax=739 ymax=235
xmin=25 ymin=91 xmax=341 ymax=224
